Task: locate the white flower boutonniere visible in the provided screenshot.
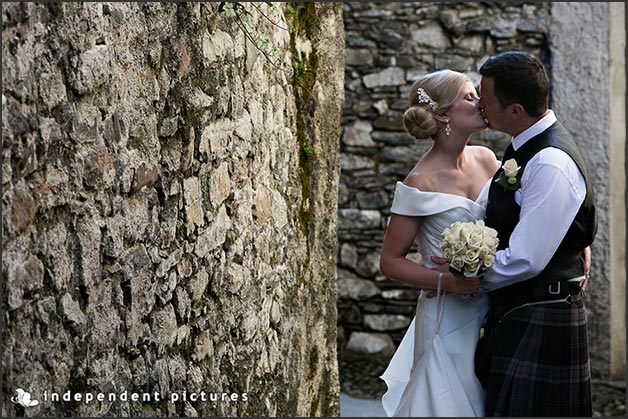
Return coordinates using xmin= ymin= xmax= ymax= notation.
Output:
xmin=496 ymin=158 xmax=523 ymax=191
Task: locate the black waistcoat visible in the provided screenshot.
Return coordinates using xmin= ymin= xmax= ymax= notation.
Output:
xmin=484 ymin=121 xmax=597 ymax=291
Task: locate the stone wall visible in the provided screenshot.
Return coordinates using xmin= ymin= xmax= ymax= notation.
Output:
xmin=338 ymin=2 xmax=551 ymax=356
xmin=2 ymin=2 xmax=344 ymax=417
xmin=549 ymin=2 xmax=625 ymax=380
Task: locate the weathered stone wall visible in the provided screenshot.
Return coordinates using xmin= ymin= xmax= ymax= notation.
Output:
xmin=549 ymin=2 xmax=625 ymax=380
xmin=2 ymin=2 xmax=344 ymax=417
xmin=338 ymin=1 xmax=550 ymax=356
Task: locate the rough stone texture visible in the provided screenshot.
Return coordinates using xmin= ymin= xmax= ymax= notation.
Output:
xmin=2 ymin=3 xmax=343 ymax=417
xmin=338 ymin=2 xmax=623 ymax=383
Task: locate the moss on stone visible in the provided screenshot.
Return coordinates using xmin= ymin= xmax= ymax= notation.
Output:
xmin=287 ymin=3 xmax=319 ymax=237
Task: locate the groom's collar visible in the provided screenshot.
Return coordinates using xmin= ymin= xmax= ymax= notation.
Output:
xmin=511 ymin=110 xmax=557 ymax=151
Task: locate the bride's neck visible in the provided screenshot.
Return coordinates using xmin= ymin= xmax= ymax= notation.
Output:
xmin=429 ymin=135 xmax=469 ymax=169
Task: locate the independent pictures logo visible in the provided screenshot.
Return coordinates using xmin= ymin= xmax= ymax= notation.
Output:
xmin=9 ymin=387 xmax=248 ymax=409
xmin=11 ymin=388 xmax=40 ymax=408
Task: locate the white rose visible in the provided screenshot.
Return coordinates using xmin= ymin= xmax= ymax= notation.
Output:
xmin=478 ymin=245 xmax=492 ymax=259
xmin=443 ymin=247 xmax=453 ymax=260
xmin=486 ymin=228 xmax=498 ymax=239
xmin=502 ymin=158 xmax=520 ymax=178
xmin=464 ymin=261 xmax=480 ymax=277
xmin=463 ymin=249 xmax=480 ymax=264
xmin=451 ymin=255 xmax=465 ymax=271
xmin=484 ymin=237 xmax=498 ymax=250
xmin=450 ymin=222 xmax=462 ymax=238
xmin=459 ymin=223 xmax=473 ymax=240
xmin=475 ymin=220 xmax=485 ymax=228
xmin=467 ymin=232 xmax=483 ymax=249
xmin=444 ymin=232 xmax=458 ymax=245
xmin=482 ymin=255 xmax=495 ymax=268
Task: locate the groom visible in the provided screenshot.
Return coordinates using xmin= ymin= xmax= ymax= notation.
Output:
xmin=476 ymin=52 xmax=597 ymax=416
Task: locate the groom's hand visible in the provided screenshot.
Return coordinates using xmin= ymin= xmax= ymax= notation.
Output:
xmin=581 ymin=246 xmax=591 ymax=291
xmin=424 ymin=271 xmax=481 ymax=298
xmin=431 ymin=256 xmax=448 ymax=267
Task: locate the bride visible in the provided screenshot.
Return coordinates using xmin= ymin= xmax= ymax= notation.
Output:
xmin=378 ymin=69 xmax=500 ymax=417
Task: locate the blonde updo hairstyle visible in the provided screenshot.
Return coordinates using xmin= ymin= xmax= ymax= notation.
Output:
xmin=403 ymin=69 xmax=470 ymax=140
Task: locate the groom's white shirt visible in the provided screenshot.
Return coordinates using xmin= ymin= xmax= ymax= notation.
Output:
xmin=480 ymin=110 xmax=587 ymax=292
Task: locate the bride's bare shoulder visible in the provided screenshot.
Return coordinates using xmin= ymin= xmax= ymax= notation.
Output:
xmin=468 ymin=145 xmax=500 ymax=173
xmin=403 ymin=169 xmax=438 ymax=192
xmin=468 ymin=145 xmax=496 ymax=160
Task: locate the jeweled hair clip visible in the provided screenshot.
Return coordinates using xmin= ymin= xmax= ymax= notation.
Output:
xmin=417 ymin=87 xmax=438 ymax=111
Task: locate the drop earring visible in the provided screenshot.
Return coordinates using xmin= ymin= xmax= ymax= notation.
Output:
xmin=445 ymin=118 xmax=451 ymax=136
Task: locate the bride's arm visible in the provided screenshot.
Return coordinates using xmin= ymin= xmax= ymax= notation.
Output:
xmin=380 ymin=214 xmax=479 ymax=295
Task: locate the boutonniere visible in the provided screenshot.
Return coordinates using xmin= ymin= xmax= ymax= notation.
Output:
xmin=495 ymin=158 xmax=523 ymax=191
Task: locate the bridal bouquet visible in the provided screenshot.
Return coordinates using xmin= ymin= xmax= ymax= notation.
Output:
xmin=439 ymin=220 xmax=499 ymax=279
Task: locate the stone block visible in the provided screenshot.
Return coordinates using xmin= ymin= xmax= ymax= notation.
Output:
xmin=71 ymin=45 xmax=111 ymax=95
xmin=518 ymin=4 xmax=549 ymax=32
xmin=199 ymin=118 xmax=234 ymax=161
xmin=340 ymin=243 xmax=358 ymax=269
xmin=338 ymin=208 xmax=382 ymax=230
xmin=60 ymin=293 xmax=87 ymax=327
xmin=132 ymin=162 xmax=159 ymax=192
xmin=8 ymin=183 xmax=37 ymax=233
xmin=381 ymin=289 xmax=421 ymax=301
xmin=194 ymin=205 xmax=230 ymax=258
xmin=345 ymin=331 xmax=395 ymax=356
xmin=183 ymin=176 xmax=205 ymax=235
xmin=83 ymin=144 xmax=115 ymax=190
xmin=337 ymin=270 xmax=381 ymax=300
xmin=342 ymin=120 xmax=375 ymax=147
xmin=341 ymin=154 xmax=375 ymax=171
xmin=364 ymin=314 xmax=411 ymax=331
xmin=356 ymin=252 xmax=382 ymax=278
xmin=6 ymin=253 xmax=44 ymax=310
xmin=152 ymin=304 xmax=178 ymax=354
xmin=363 ymin=67 xmax=405 ymax=88
xmin=491 ymin=15 xmax=519 ymax=39
xmin=38 ymin=70 xmax=67 ymax=110
xmin=457 ymin=35 xmax=485 ymax=53
xmin=346 ymin=48 xmax=374 ymax=66
xmin=434 ymin=54 xmax=474 ymax=72
xmin=411 ymin=23 xmax=451 ymax=49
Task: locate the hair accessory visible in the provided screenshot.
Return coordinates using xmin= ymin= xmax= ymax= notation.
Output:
xmin=417 ymin=87 xmax=438 ymax=111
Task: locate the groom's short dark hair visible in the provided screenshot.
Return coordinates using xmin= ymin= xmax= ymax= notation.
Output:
xmin=479 ymin=52 xmax=549 ymax=118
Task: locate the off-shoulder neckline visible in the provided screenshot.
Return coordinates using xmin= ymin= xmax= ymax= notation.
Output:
xmin=396 ymin=178 xmax=491 ymax=205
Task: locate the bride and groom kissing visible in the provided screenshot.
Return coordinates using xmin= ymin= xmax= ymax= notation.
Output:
xmin=378 ymin=51 xmax=597 ymax=417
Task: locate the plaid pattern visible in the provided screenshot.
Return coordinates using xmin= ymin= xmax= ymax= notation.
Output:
xmin=485 ymin=285 xmax=592 ymax=417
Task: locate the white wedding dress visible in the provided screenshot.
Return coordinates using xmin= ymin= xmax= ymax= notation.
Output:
xmin=380 ymin=180 xmax=491 ymax=417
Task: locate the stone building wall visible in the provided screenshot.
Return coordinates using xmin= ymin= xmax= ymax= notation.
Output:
xmin=2 ymin=2 xmax=344 ymax=417
xmin=549 ymin=2 xmax=625 ymax=380
xmin=338 ymin=1 xmax=551 ymax=356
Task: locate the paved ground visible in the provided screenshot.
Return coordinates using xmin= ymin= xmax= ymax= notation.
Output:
xmin=338 ymin=352 xmax=626 ymax=417
xmin=339 ymin=393 xmax=386 ymax=417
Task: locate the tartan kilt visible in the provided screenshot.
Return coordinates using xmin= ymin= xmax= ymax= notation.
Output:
xmin=485 ymin=286 xmax=592 ymax=417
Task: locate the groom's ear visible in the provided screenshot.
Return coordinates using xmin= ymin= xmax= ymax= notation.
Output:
xmin=508 ymin=103 xmax=525 ymax=121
